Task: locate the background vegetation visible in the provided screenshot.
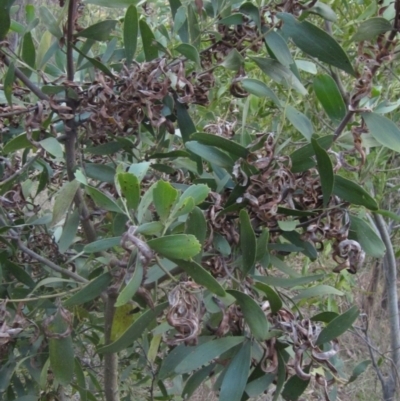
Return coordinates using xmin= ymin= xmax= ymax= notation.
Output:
xmin=1 ymin=0 xmax=400 ymax=400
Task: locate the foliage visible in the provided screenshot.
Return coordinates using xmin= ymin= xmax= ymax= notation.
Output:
xmin=0 ymin=0 xmax=398 ymax=400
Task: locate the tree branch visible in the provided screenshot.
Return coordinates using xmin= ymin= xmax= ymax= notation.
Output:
xmin=17 ymin=240 xmax=88 ymax=284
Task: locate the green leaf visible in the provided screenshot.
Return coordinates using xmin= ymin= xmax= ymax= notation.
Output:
xmin=256 ymin=228 xmax=269 ymax=262
xmin=83 ymin=237 xmax=122 ymax=253
xmin=186 ymin=141 xmax=234 ymax=169
xmin=64 ymin=273 xmax=112 ymax=307
xmin=253 ymin=274 xmax=325 ymax=288
xmin=139 ymin=20 xmax=158 ymax=61
xmin=147 ymin=234 xmax=200 ymax=260
xmin=58 ymin=209 xmax=80 ymax=254
xmin=282 ymin=231 xmax=318 ymax=260
xmin=281 ymin=366 xmax=310 ymax=400
xmin=277 ymin=220 xmax=298 ymax=232
xmin=191 ymin=133 xmax=249 ymax=159
xmin=179 ymin=184 xmax=211 ymax=205
xmin=220 ymin=341 xmax=251 ymax=401
xmin=175 ymin=43 xmax=200 ymax=67
xmin=0 ymin=0 xmax=11 ymax=41
xmin=312 ymin=138 xmax=334 ymax=207
xmin=77 ymin=20 xmax=117 ymax=41
xmin=352 ymin=17 xmax=392 ymax=41
xmin=313 ymin=74 xmax=346 ymax=124
xmin=115 ymin=265 xmax=143 ymax=307
xmin=85 ymin=0 xmax=139 ymax=7
xmin=228 ymin=290 xmax=269 ymax=341
xmin=308 ymin=1 xmax=337 ymax=22
xmin=222 ymin=49 xmax=244 ymax=71
xmin=239 ymin=210 xmax=257 ymax=275
xmin=311 ymin=311 xmax=338 ymax=323
xmin=99 ymin=302 xmax=168 ymax=353
xmin=4 ymin=61 xmax=15 ymax=107
xmin=316 ymin=305 xmax=359 ymax=345
xmin=349 ymin=215 xmax=385 ymax=258
xmin=333 ymin=175 xmax=378 ymax=210
xmin=294 ymin=285 xmax=344 ymax=301
xmin=48 ymin=311 xmax=74 ymax=386
xmin=124 ymin=6 xmax=138 ymax=64
xmin=252 ymin=57 xmax=307 ymax=95
xmin=39 ymin=6 xmax=62 ymax=38
xmin=219 ymin=13 xmax=244 ymax=25
xmin=117 ymin=172 xmax=140 ymax=211
xmin=286 ymin=106 xmax=314 ymax=142
xmin=362 ymin=112 xmax=400 ymax=153
xmin=348 ymin=360 xmax=371 ymax=384
xmin=86 ymin=186 xmax=124 ymax=214
xmin=241 ymin=78 xmax=281 ymax=107
xmin=85 ymin=163 xmax=115 ymax=183
xmin=255 ymin=282 xmax=282 ymax=313
xmin=73 ymin=45 xmax=115 ymax=78
xmin=240 ymin=2 xmax=261 ymax=30
xmin=153 ymin=180 xmax=178 ymax=222
xmin=175 ymin=337 xmax=245 ymax=374
xmin=265 ymin=30 xmax=293 ymax=68
xmin=52 ymin=180 xmax=80 ymax=226
xmin=186 ymin=207 xmax=207 ymax=245
xmin=290 ymin=135 xmax=333 ymax=173
xmin=135 ymin=221 xmax=163 ymax=235
xmin=22 ymin=32 xmax=36 ymax=70
xmin=278 ymin=12 xmax=355 ymax=76
xmin=40 ymin=137 xmax=63 ymax=159
xmin=245 ymin=374 xmax=275 ymax=398
xmin=138 ymin=182 xmax=156 ymax=223
xmin=127 ymin=161 xmax=151 ymax=181
xmin=170 ymin=258 xmax=226 ymax=297
xmin=182 ymin=364 xmax=215 ymax=399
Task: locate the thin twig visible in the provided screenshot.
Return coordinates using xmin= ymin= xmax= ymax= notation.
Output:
xmin=0 ymin=105 xmax=38 ymax=118
xmin=17 ymin=240 xmax=88 ymax=284
xmin=0 ymin=152 xmax=42 ymax=187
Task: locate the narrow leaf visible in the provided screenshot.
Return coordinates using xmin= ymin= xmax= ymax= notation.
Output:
xmin=316 ymin=305 xmax=359 ymax=345
xmin=294 ymin=285 xmax=344 ymax=301
xmin=83 ymin=237 xmax=122 ymax=253
xmin=313 ymin=74 xmax=346 ymax=124
xmin=115 ymin=264 xmax=143 ymax=307
xmin=186 ymin=141 xmax=234 ymax=169
xmin=39 ymin=6 xmax=62 ymax=38
xmin=140 ymin=20 xmax=158 ymax=61
xmin=241 ymin=78 xmax=281 ymax=107
xmin=220 ymin=341 xmax=251 ymax=401
xmin=255 ymin=283 xmax=282 ymax=313
xmin=286 ymin=105 xmax=314 ymax=141
xmin=175 ymin=43 xmax=200 ymax=67
xmin=239 ymin=209 xmax=257 ymax=275
xmin=77 ymin=20 xmax=117 ymax=41
xmin=52 ymin=180 xmax=80 ymax=226
xmin=99 ymin=302 xmax=169 ymax=353
xmin=86 ymin=186 xmax=124 ymax=214
xmin=312 ymin=138 xmax=334 ymax=207
xmin=333 ymin=175 xmax=378 ymax=210
xmin=352 ymin=17 xmax=392 ymax=42
xmin=348 ymin=360 xmax=371 ymax=384
xmin=124 ymin=6 xmax=138 ymax=64
xmin=4 ymin=61 xmax=15 ymax=107
xmin=147 ymin=234 xmax=201 ymax=260
xmin=228 ymin=290 xmax=269 ymax=340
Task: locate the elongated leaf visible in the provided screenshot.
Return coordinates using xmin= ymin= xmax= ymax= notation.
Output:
xmin=147 ymin=234 xmax=200 ymax=260
xmin=175 ymin=43 xmax=200 ymax=67
xmin=278 ymin=12 xmax=355 ymax=76
xmin=281 ymin=366 xmax=310 ymax=400
xmin=48 ymin=311 xmax=74 ymax=385
xmin=58 ymin=209 xmax=80 ymax=254
xmin=115 ymin=265 xmax=143 ymax=307
xmin=282 ymin=231 xmax=318 ymax=260
xmin=40 ymin=137 xmax=63 ymax=159
xmin=140 ymin=20 xmax=158 ymax=61
xmin=0 ymin=0 xmax=11 ymax=41
xmin=39 ymin=6 xmax=62 ymax=38
xmin=294 ymin=285 xmax=344 ymax=301
xmin=52 ymin=180 xmax=80 ymax=226
xmin=362 ymin=112 xmax=400 ymax=153
xmin=83 ymin=237 xmax=122 ymax=253
xmin=252 ymin=57 xmax=307 ymax=95
xmin=86 ymin=163 xmax=115 ymax=183
xmin=348 ymin=360 xmax=371 ymax=384
xmin=77 ymin=20 xmax=117 ymax=41
xmin=186 ymin=141 xmax=234 ymax=169
xmin=241 ymin=78 xmax=281 ymax=107
xmin=253 ymin=274 xmax=324 ymax=288
xmin=240 ymin=210 xmax=256 ymax=275
xmin=170 ymin=258 xmax=226 ymax=296
xmin=99 ymin=302 xmax=169 ymax=353
xmin=265 ymin=30 xmax=293 ymax=68
xmin=22 ymin=32 xmax=36 ymax=70
xmin=117 ymin=172 xmax=140 ymax=211
xmin=222 ymin=49 xmax=244 ymax=71
xmin=228 ymin=290 xmax=269 ymax=340
xmin=86 ymin=186 xmax=124 ymax=214
xmin=175 ymin=337 xmax=245 ymax=374
xmin=255 ymin=283 xmax=282 ymax=313
xmin=182 ymin=364 xmax=215 ymax=399
xmin=349 ymin=215 xmax=385 ymax=258
xmin=333 ymin=175 xmax=378 ymax=210
xmin=64 ymin=273 xmax=112 ymax=307
xmin=312 ymin=138 xmax=334 ymax=207
xmin=153 ymin=180 xmax=178 ymax=222
xmin=73 ymin=45 xmax=115 ymax=78
xmin=185 ymin=207 xmax=207 ymax=245
xmin=85 ymin=0 xmax=138 ymax=7
xmin=179 ymin=184 xmax=210 ymax=205
xmin=352 ymin=17 xmax=392 ymax=42
xmin=124 ymin=6 xmax=138 ymax=64
xmin=286 ymin=105 xmax=314 ymax=141
xmin=316 ymin=305 xmax=359 ymax=345
xmin=220 ymin=341 xmax=251 ymax=401
xmin=314 ymin=75 xmax=346 ymax=125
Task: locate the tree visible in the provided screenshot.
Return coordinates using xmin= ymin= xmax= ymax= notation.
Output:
xmin=0 ymin=0 xmax=399 ymax=400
